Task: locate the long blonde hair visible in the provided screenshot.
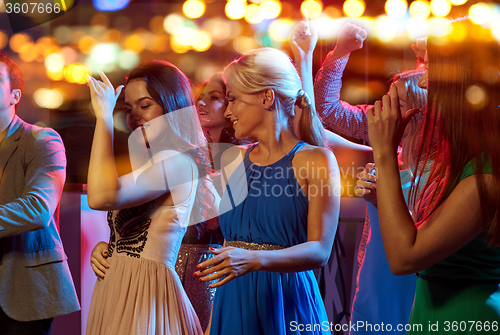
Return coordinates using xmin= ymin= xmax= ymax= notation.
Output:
xmin=222 ymin=48 xmax=325 ymax=147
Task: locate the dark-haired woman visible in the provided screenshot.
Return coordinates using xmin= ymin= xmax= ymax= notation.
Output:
xmin=368 ymin=20 xmax=500 ymax=334
xmin=85 ymin=61 xmax=216 ymax=335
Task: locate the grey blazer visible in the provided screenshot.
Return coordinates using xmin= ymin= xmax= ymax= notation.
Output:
xmin=0 ymin=115 xmax=80 ymax=321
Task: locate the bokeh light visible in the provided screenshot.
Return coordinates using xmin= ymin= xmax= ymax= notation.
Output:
xmin=149 ymin=16 xmax=166 ymax=34
xmin=123 ymin=34 xmax=146 ymax=53
xmin=183 ymin=0 xmax=206 ymax=19
xmin=86 ymin=43 xmax=121 ymax=73
xmin=245 ymin=4 xmax=264 ymax=24
xmin=469 ymin=2 xmax=490 ymax=25
xmin=233 ymin=36 xmax=260 ymax=54
xmin=374 ymin=15 xmax=397 ymax=42
xmin=426 ymin=17 xmax=452 ymax=44
xmin=324 ymin=5 xmax=341 ymax=18
xmin=204 ymin=19 xmax=232 ymax=41
xmin=449 ymin=0 xmax=467 ymax=5
xmin=430 ymin=0 xmax=451 ymax=17
xmin=45 ymin=53 xmax=65 ymax=73
xmin=103 ymin=29 xmax=122 ymax=43
xmin=385 ymin=0 xmax=408 ymax=19
xmin=60 ymin=47 xmax=79 ymax=65
xmin=466 ymin=85 xmax=486 ymax=107
xmin=0 ymin=31 xmax=7 ymax=50
xmin=409 ymin=0 xmax=431 ymax=20
xmin=450 ymin=20 xmax=468 ymax=42
xmin=9 ymin=33 xmax=32 ymax=53
xmin=260 ymin=0 xmax=281 ymax=19
xmin=19 ymin=43 xmax=37 ymax=62
xmin=301 ymin=0 xmax=323 ymax=19
xmin=268 ymin=19 xmax=294 ymax=42
xmin=164 ymin=14 xmax=185 ymax=34
xmin=118 ymin=50 xmax=140 ymax=70
xmin=146 ymin=35 xmax=170 ymax=53
xmin=90 ymin=13 xmax=109 ymax=28
xmin=406 ymin=18 xmax=429 ymax=40
xmin=93 ymin=0 xmax=130 ymax=11
xmin=33 ymin=88 xmax=64 ymax=109
xmin=78 ymin=36 xmax=97 ymax=54
xmin=343 ymin=0 xmax=365 ymax=18
xmin=53 ymin=26 xmax=72 ymax=44
xmin=314 ymin=15 xmax=342 ymax=39
xmin=171 ymin=38 xmax=190 ymax=53
xmin=226 ymin=0 xmax=246 ymax=20
xmin=64 ymin=64 xmax=90 ymax=84
xmin=36 ymin=36 xmax=60 ymax=57
xmin=192 ymin=31 xmax=212 ymax=52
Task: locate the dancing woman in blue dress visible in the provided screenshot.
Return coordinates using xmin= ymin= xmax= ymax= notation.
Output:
xmin=195 ymin=48 xmax=341 ymax=335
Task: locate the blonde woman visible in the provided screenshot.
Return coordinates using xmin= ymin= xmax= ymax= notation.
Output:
xmin=196 ymin=48 xmax=340 ymax=335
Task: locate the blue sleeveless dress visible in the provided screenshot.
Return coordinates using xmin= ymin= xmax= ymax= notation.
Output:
xmin=210 ymin=142 xmax=331 ymax=335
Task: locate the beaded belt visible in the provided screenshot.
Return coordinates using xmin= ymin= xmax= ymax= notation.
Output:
xmin=225 ymin=241 xmax=285 ymax=250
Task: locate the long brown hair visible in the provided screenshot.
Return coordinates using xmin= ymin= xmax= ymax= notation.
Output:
xmin=126 ymin=60 xmax=216 ymax=227
xmin=411 ymin=20 xmax=500 ymax=245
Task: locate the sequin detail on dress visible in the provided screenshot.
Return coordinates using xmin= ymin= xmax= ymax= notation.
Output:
xmin=107 ymin=201 xmax=156 ymax=258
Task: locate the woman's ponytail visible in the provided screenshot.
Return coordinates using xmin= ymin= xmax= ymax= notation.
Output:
xmin=296 ymin=89 xmax=325 ymax=148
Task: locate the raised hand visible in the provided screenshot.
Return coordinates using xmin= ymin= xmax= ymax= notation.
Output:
xmin=367 ymin=84 xmax=420 ymax=160
xmin=194 ymin=246 xmax=260 ymax=288
xmin=90 ymin=241 xmax=110 ymax=280
xmin=355 ymin=163 xmax=378 ymax=207
xmin=411 ymin=37 xmax=427 ymax=70
xmin=290 ymin=11 xmax=318 ymax=61
xmin=334 ymin=22 xmax=368 ymax=58
xmin=87 ymin=71 xmax=124 ymax=121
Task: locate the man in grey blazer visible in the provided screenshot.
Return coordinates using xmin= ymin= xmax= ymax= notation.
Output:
xmin=0 ymin=51 xmax=80 ymax=334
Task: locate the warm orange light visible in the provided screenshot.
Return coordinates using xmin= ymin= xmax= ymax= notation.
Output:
xmin=430 ymin=0 xmax=451 ymax=17
xmin=301 ymin=0 xmax=323 ymax=19
xmin=183 ymin=0 xmax=206 ymax=19
xmin=78 ymin=36 xmax=96 ymax=55
xmin=244 ymin=4 xmax=264 ymax=24
xmin=124 ymin=34 xmax=146 ymax=53
xmin=409 ymin=0 xmax=430 ymax=20
xmin=33 ymin=88 xmax=64 ymax=109
xmin=385 ymin=0 xmax=407 ymax=18
xmin=343 ymin=0 xmax=365 ymax=18
xmin=9 ymin=33 xmax=31 ymax=53
xmin=260 ymin=0 xmax=281 ymax=19
xmin=469 ymin=2 xmax=490 ymax=25
xmin=193 ymin=31 xmax=212 ymax=52
xmin=226 ymin=0 xmax=246 ymax=20
xmin=19 ymin=43 xmax=37 ymax=62
xmin=0 ymin=31 xmax=7 ymax=50
xmin=449 ymin=0 xmax=467 ymax=5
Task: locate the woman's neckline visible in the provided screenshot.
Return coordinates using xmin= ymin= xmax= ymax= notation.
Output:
xmin=246 ymin=141 xmax=303 ymax=167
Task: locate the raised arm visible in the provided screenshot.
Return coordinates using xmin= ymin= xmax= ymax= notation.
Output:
xmin=290 ymin=17 xmax=318 ymax=107
xmin=86 ymin=72 xmax=194 ymax=210
xmin=290 ymin=21 xmax=373 ymax=166
xmin=195 ymin=147 xmax=340 ymax=287
xmin=367 ymin=85 xmax=488 ymax=275
xmin=0 ymin=128 xmax=65 ymax=237
xmin=314 ymin=23 xmax=371 ymax=143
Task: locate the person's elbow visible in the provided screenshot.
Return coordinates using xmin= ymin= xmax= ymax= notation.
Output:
xmin=387 ymin=257 xmax=418 ymax=276
xmin=87 ymin=193 xmax=114 ymax=211
xmin=309 ymin=241 xmax=332 ymax=268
